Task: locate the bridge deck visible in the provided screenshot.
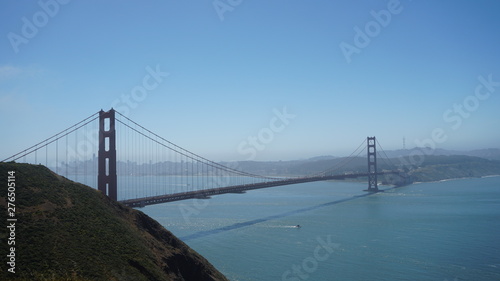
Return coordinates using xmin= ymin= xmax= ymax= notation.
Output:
xmin=119 ymin=171 xmax=400 ymax=207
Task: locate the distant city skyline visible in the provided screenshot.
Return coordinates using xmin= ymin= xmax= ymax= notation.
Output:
xmin=1 ymin=0 xmax=499 ymax=162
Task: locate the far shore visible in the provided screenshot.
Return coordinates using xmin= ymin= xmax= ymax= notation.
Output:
xmin=412 ymin=174 xmax=500 ymax=185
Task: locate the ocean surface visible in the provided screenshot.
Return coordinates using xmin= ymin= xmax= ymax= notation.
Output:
xmin=135 ymin=176 xmax=498 ymax=280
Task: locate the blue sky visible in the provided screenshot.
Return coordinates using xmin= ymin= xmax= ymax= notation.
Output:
xmin=1 ymin=0 xmax=500 ymax=161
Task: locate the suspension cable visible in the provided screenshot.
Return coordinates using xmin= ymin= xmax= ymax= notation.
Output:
xmin=115 ymin=114 xmax=281 ymax=180
xmin=1 ymin=112 xmax=100 ymax=162
xmin=312 ymin=138 xmax=367 ymax=177
xmin=375 ymin=138 xmax=398 ymax=169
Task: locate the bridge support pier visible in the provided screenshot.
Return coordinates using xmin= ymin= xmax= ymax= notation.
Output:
xmin=98 ymin=109 xmax=117 ymax=201
xmin=366 ymin=136 xmax=379 ymax=192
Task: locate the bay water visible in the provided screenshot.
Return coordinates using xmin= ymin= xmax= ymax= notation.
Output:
xmin=125 ymin=176 xmax=499 ymax=280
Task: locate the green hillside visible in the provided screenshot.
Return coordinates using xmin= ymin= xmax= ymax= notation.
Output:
xmin=0 ymin=163 xmax=228 ymax=281
xmin=406 ymin=155 xmax=500 ymax=182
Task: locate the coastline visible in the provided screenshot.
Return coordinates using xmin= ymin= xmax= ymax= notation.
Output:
xmin=412 ymin=174 xmax=500 ymax=185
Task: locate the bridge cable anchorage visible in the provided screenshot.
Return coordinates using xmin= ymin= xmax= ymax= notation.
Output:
xmin=1 ymin=112 xmax=100 ymax=163
xmin=114 ymin=111 xmax=282 ymax=181
xmin=312 ymin=138 xmax=367 ymax=177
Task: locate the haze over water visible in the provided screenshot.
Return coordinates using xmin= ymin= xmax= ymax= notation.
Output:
xmin=140 ymin=176 xmax=500 ymax=280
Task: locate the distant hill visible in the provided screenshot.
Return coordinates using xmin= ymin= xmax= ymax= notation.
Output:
xmin=226 ymin=154 xmax=500 ymax=183
xmin=382 ymin=148 xmax=500 ymax=161
xmin=53 ymin=147 xmax=500 ymax=179
xmin=47 ymin=147 xmax=500 ymax=182
xmin=0 ymin=163 xmax=229 ymax=281
xmin=403 ymin=155 xmax=500 ymax=182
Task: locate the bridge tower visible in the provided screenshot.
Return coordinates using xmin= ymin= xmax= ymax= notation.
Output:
xmin=366 ymin=136 xmax=378 ymax=192
xmin=98 ymin=109 xmax=117 ymax=201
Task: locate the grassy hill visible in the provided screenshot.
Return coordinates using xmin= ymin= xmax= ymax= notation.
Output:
xmin=0 ymin=163 xmax=229 ymax=281
xmin=405 ymin=155 xmax=500 ymax=182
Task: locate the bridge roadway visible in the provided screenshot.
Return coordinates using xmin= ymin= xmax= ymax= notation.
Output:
xmin=120 ymin=171 xmax=401 ymax=207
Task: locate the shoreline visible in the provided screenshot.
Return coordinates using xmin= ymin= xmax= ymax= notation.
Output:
xmin=412 ymin=174 xmax=500 ymax=185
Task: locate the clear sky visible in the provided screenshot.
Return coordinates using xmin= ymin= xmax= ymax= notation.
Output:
xmin=1 ymin=0 xmax=500 ymax=161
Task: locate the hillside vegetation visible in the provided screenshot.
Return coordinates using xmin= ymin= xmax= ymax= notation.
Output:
xmin=405 ymin=155 xmax=500 ymax=182
xmin=0 ymin=163 xmax=228 ymax=281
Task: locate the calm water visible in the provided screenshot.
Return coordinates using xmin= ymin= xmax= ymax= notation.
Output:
xmin=137 ymin=177 xmax=500 ymax=281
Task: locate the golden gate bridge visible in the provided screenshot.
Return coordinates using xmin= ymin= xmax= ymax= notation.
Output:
xmin=1 ymin=109 xmax=408 ymax=207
